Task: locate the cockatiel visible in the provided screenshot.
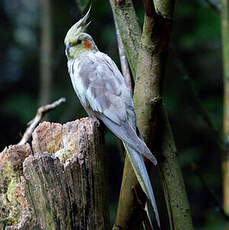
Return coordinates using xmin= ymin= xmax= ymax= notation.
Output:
xmin=64 ymin=9 xmax=160 ymax=227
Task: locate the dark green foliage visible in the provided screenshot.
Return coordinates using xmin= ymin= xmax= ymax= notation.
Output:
xmin=76 ymin=0 xmax=90 ymax=13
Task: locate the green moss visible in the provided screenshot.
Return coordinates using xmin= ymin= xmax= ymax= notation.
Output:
xmin=55 ymin=149 xmax=72 ymax=163
xmin=47 ymin=140 xmax=57 ymax=154
xmin=110 ymin=0 xmax=141 ymax=78
xmin=1 ymin=160 xmax=21 ymax=226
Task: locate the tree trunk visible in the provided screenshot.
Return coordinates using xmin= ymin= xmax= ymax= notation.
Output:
xmin=110 ymin=0 xmax=193 ymax=229
xmin=39 ymin=0 xmax=52 ymax=106
xmin=0 ymin=118 xmax=110 ymax=230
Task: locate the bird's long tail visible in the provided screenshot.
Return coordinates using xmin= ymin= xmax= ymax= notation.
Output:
xmin=124 ymin=142 xmax=160 ymax=228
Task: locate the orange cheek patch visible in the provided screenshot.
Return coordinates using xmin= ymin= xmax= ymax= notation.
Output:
xmin=83 ymin=40 xmax=92 ymax=50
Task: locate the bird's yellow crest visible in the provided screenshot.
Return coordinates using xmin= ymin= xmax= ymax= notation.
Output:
xmin=64 ymin=7 xmax=91 ymax=44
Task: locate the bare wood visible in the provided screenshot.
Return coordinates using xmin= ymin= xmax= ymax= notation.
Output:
xmin=114 ymin=154 xmax=147 ymax=230
xmin=114 ymin=20 xmax=133 ymax=95
xmin=18 ymin=97 xmax=66 ymax=145
xmin=1 ymin=118 xmax=110 ymax=229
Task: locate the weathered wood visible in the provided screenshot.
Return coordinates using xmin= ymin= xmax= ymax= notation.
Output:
xmin=0 ymin=118 xmax=110 ymax=230
xmin=0 ymin=144 xmax=32 ymax=230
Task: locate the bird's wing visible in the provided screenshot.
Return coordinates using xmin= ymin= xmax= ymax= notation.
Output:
xmin=72 ymin=52 xmax=129 ymax=125
xmin=94 ymin=52 xmax=137 ymax=127
xmin=69 ymin=52 xmax=156 ymax=164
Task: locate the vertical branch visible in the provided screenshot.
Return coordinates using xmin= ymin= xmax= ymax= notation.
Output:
xmin=134 ymin=5 xmax=160 ymax=145
xmin=110 ymin=2 xmax=145 ymax=229
xmin=158 ymin=106 xmax=193 ymax=230
xmin=134 ymin=1 xmax=193 ymax=229
xmin=114 ymin=21 xmax=133 ymax=95
xmin=109 ymin=0 xmax=141 ymax=78
xmin=221 ymin=0 xmax=229 ymax=216
xmin=39 ymin=0 xmax=52 ymax=106
xmin=111 ymin=0 xmax=194 ymax=229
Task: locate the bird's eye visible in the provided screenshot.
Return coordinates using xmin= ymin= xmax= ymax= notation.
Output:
xmin=76 ymin=39 xmax=82 ymax=45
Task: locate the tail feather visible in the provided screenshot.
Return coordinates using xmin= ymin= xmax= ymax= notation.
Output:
xmin=124 ymin=143 xmax=160 ymax=228
xmin=97 ymin=113 xmax=160 ymax=227
xmin=98 ymin=114 xmax=157 ymax=164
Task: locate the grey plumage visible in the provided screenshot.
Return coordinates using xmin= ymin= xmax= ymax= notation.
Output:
xmin=65 ymin=18 xmax=160 ymax=226
xmin=124 ymin=143 xmax=160 ymax=227
xmin=68 ymin=52 xmax=157 ymax=164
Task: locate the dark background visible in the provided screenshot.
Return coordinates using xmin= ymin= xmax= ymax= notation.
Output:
xmin=0 ymin=0 xmax=223 ymax=228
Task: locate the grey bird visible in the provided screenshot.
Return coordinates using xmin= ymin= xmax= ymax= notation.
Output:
xmin=64 ymin=8 xmax=160 ymax=228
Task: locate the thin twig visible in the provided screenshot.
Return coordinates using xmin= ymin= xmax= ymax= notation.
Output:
xmin=171 ymin=47 xmax=228 ymax=219
xmin=192 ymin=163 xmax=229 ymax=221
xmin=18 ymin=97 xmax=66 ymax=145
xmin=132 ymin=187 xmax=154 ymax=230
xmin=114 ymin=20 xmax=133 ymax=161
xmin=114 ymin=20 xmax=133 ymax=95
xmin=170 ymin=47 xmax=224 ymax=151
xmin=203 ymin=0 xmax=221 ymax=12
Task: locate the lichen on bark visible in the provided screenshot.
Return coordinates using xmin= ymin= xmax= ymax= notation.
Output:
xmin=109 ymin=0 xmax=141 ymax=78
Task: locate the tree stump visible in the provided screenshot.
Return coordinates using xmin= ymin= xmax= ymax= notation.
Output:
xmin=0 ymin=118 xmax=110 ymax=230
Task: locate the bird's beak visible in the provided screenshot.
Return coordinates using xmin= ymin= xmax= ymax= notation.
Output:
xmin=65 ymin=43 xmax=71 ymax=56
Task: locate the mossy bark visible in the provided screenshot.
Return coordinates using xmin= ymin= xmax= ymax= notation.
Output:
xmin=157 ymin=106 xmax=193 ymax=230
xmin=109 ymin=0 xmax=141 ymax=78
xmin=134 ymin=14 xmax=162 ymax=143
xmin=111 ymin=0 xmax=193 ymax=229
xmin=0 ymin=118 xmax=110 ymax=230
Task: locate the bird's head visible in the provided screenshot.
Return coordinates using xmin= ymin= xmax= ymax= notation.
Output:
xmin=64 ymin=7 xmax=98 ymax=59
